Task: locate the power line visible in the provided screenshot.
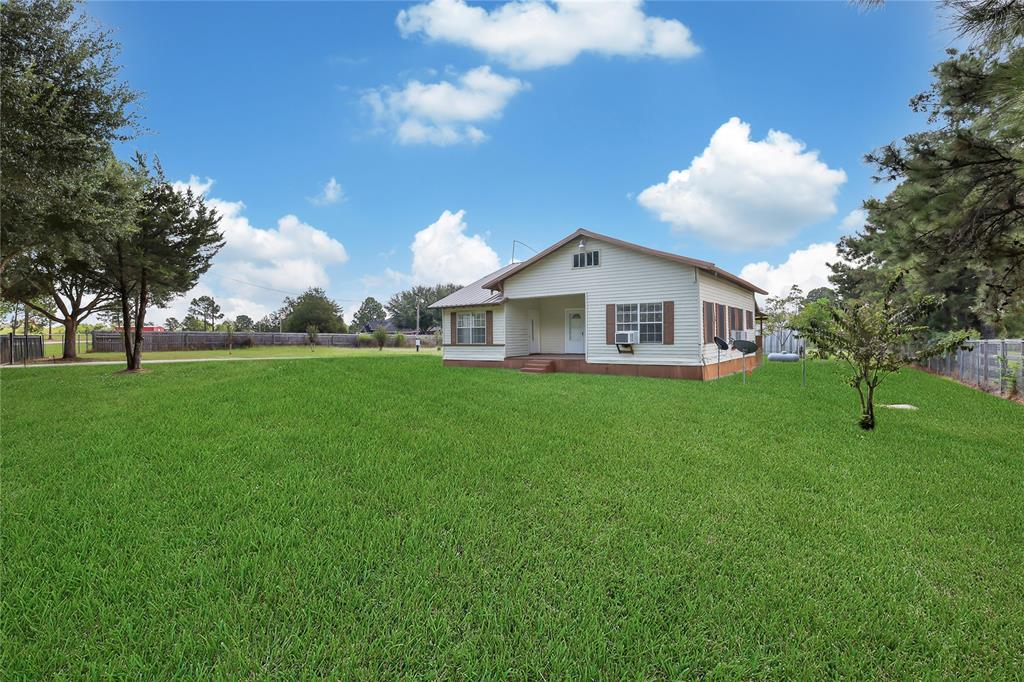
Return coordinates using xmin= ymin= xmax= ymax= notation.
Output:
xmin=223 ymin=276 xmax=365 ymax=304
xmin=223 ymin=277 xmax=299 ymax=296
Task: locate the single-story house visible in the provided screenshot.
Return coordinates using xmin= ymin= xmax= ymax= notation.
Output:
xmin=357 ymin=319 xmax=398 ymax=334
xmin=428 ymin=228 xmax=767 ymax=380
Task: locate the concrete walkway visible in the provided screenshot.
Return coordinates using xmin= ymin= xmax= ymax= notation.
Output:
xmin=0 ymin=355 xmax=327 ymax=370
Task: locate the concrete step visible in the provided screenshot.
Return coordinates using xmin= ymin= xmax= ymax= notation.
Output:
xmin=521 ymin=360 xmax=554 ymax=373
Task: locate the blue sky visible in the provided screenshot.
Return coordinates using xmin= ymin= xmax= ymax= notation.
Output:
xmin=90 ymin=0 xmax=950 ymax=323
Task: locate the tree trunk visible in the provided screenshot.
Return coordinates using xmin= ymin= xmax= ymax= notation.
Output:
xmin=130 ymin=274 xmax=148 ymax=371
xmin=119 ymin=287 xmax=134 ymax=369
xmin=62 ymin=319 xmax=79 ymax=360
xmin=860 ymin=384 xmax=876 ymax=430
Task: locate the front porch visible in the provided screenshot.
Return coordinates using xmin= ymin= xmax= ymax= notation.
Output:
xmin=505 ymin=294 xmax=587 ymax=357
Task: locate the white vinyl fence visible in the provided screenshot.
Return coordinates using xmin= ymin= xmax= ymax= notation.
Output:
xmin=762 ymin=329 xmax=804 ymax=355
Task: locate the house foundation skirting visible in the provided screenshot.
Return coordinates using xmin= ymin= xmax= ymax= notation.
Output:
xmin=443 ymin=354 xmax=761 ymax=381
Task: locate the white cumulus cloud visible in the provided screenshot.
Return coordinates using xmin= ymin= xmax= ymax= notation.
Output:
xmin=739 ymin=242 xmax=847 ymax=301
xmin=838 ymin=208 xmax=867 ymax=233
xmin=156 ymin=176 xmax=350 ymax=324
xmin=637 ymin=117 xmax=847 ymax=249
xmin=410 ymin=209 xmax=501 ymax=284
xmin=364 ymin=66 xmax=527 ymax=145
xmin=397 ymin=0 xmax=699 ymax=70
xmin=309 ymin=177 xmax=346 ymax=206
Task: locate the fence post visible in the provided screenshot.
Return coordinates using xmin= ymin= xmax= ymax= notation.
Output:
xmin=982 ymin=342 xmax=988 ymax=390
xmin=1000 ymin=339 xmax=1008 ymax=396
xmin=976 ymin=342 xmax=981 ymax=387
xmin=1019 ymin=341 xmax=1024 ymax=394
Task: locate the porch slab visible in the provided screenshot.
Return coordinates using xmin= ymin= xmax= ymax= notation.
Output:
xmin=444 ymin=353 xmax=761 ymax=380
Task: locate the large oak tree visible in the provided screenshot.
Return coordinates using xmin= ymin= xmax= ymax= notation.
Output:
xmin=0 ymin=0 xmax=139 ymax=275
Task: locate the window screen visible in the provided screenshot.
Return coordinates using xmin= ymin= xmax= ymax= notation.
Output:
xmin=615 ymin=303 xmax=662 ymax=343
xmin=456 ymin=311 xmax=486 ymax=344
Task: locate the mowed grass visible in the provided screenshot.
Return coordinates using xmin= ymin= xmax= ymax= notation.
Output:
xmin=34 ymin=344 xmax=431 ymax=363
xmin=2 ymin=356 xmax=1022 ymax=678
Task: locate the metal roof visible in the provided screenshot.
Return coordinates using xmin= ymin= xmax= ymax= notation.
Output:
xmin=427 ymin=262 xmax=519 ymax=309
xmin=481 ymin=228 xmax=768 ymax=295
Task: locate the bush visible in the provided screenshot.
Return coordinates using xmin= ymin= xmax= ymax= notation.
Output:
xmin=372 ymin=327 xmax=388 ymax=351
xmin=356 ymin=334 xmax=374 ymax=348
xmin=394 ymin=333 xmax=406 ymax=348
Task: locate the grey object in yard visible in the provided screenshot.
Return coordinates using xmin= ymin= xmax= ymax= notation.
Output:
xmin=768 ymin=352 xmax=800 ymax=362
xmin=731 ymin=339 xmax=758 ymax=385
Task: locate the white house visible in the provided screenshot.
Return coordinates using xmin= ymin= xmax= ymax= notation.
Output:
xmin=429 ymin=229 xmax=767 ymax=380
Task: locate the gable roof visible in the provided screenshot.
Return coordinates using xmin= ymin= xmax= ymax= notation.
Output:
xmin=481 ymin=228 xmax=768 ymax=295
xmin=427 ymin=262 xmax=519 ymax=309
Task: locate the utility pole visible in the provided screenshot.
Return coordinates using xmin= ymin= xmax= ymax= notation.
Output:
xmin=416 ymin=299 xmax=421 ymax=335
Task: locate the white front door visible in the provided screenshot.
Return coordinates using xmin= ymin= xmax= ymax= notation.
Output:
xmin=565 ymin=308 xmax=585 ymax=354
xmin=528 ymin=309 xmax=541 ymax=354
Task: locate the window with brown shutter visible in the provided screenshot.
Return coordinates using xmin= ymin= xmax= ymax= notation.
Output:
xmin=716 ymin=303 xmax=727 ymax=339
xmin=703 ymin=301 xmax=714 ymax=343
xmin=730 ymin=306 xmax=742 ymax=332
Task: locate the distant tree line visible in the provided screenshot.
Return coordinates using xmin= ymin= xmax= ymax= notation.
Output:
xmin=195 ymin=282 xmax=462 ymax=338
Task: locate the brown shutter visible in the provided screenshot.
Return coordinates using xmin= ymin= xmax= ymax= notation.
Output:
xmin=485 ymin=310 xmax=493 ymax=345
xmin=716 ymin=304 xmax=726 ymax=339
xmin=450 ymin=312 xmax=457 ymax=345
xmin=703 ymin=302 xmax=714 ymax=343
xmin=605 ymin=304 xmax=615 ymax=344
xmin=746 ymin=310 xmax=753 ymax=330
xmin=663 ymin=301 xmax=674 ymax=344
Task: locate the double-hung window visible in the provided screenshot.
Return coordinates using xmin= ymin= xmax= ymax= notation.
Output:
xmin=615 ymin=303 xmax=663 ymax=343
xmin=456 ymin=311 xmax=486 ymax=344
xmin=572 ymin=250 xmax=600 ymax=268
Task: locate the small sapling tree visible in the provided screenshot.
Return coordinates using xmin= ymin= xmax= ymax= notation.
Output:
xmin=372 ymin=326 xmax=387 ymax=351
xmin=306 ymin=324 xmax=319 ymax=351
xmin=795 ymin=276 xmax=968 ymax=430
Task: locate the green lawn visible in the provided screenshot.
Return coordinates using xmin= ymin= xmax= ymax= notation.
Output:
xmin=38 ymin=344 xmax=432 ymax=362
xmin=2 ymin=357 xmax=1021 ymax=677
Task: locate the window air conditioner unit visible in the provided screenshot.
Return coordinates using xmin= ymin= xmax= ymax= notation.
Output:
xmin=615 ymin=330 xmax=639 ymax=344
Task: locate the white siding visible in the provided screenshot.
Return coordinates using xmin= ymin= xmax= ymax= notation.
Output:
xmin=538 ymin=294 xmax=585 ymax=354
xmin=697 ymin=271 xmax=758 ymax=364
xmin=502 ymin=238 xmax=702 ymax=365
xmin=503 ymin=300 xmax=529 ymax=357
xmin=441 ymin=306 xmax=505 ymax=361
